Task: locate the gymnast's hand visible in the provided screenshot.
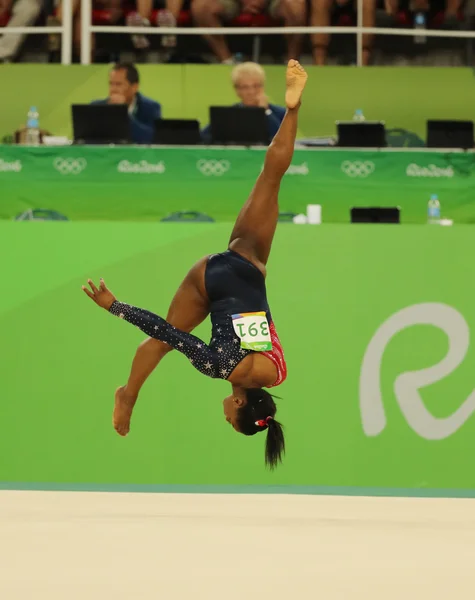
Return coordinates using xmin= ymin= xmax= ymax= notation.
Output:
xmin=82 ymin=278 xmax=116 ymax=310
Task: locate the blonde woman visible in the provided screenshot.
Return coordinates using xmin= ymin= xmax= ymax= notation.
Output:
xmin=201 ymin=62 xmax=286 ymax=143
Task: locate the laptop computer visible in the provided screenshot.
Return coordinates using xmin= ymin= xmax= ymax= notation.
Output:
xmin=153 ymin=118 xmax=202 ymax=145
xmin=426 ymin=119 xmax=474 ymax=149
xmin=336 ymin=121 xmax=386 ymax=148
xmin=209 ymin=106 xmax=270 ymax=146
xmin=72 ymin=104 xmax=131 ymax=145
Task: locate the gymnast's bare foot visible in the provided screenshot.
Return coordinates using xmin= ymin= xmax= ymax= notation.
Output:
xmin=113 ymin=386 xmax=137 ymax=436
xmin=285 ymin=59 xmax=308 ymax=110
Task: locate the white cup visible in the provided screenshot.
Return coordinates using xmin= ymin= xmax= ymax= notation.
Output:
xmin=307 ymin=204 xmax=322 ymax=225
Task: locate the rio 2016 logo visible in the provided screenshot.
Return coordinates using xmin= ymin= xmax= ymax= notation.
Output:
xmin=359 ymin=303 xmax=475 ymax=440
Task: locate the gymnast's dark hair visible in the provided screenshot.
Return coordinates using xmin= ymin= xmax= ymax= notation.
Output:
xmin=235 ymin=388 xmax=285 ymax=469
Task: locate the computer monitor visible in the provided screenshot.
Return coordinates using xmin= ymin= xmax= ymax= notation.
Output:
xmin=350 ymin=206 xmax=400 ymax=224
xmin=209 ymin=106 xmax=270 ymax=146
xmin=153 ymin=118 xmax=202 ymax=145
xmin=337 ymin=121 xmax=386 ymax=148
xmin=71 ymin=104 xmax=131 ymax=144
xmin=426 ymin=119 xmax=474 ymax=149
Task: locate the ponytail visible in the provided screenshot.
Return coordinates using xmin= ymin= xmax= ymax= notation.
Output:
xmin=265 ymin=418 xmax=285 ymax=469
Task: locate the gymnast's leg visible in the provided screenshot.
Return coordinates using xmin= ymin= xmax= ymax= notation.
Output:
xmin=228 ymin=59 xmax=308 ymax=274
xmin=114 ymin=257 xmax=209 ymax=436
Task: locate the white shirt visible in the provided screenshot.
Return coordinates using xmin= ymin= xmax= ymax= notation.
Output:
xmin=128 ymin=96 xmax=137 ymax=116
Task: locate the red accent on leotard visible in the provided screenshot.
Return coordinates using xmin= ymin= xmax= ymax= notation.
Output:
xmin=262 ymin=322 xmax=287 ymax=388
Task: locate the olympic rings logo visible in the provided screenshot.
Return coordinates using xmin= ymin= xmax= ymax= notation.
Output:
xmin=341 ymin=160 xmax=375 ymax=178
xmin=196 ymin=159 xmax=230 ymax=177
xmin=53 ymin=157 xmax=87 ymax=175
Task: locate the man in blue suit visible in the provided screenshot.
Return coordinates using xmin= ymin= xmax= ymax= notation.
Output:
xmin=201 ymin=62 xmax=286 ymax=145
xmin=91 ymin=63 xmax=161 ymax=145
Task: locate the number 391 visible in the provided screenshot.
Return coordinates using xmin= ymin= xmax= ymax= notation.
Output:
xmin=237 ymin=321 xmax=269 ymax=338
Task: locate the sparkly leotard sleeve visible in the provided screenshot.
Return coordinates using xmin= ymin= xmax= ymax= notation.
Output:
xmin=109 ymin=300 xmax=250 ymax=380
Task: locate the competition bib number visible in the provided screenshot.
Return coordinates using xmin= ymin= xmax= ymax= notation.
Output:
xmin=232 ymin=312 xmax=272 ymax=352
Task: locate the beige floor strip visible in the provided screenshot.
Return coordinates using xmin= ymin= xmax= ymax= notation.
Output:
xmin=1 ymin=490 xmax=474 ymax=600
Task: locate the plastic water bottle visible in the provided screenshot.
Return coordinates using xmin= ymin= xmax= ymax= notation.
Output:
xmin=353 ymin=109 xmax=365 ymax=122
xmin=414 ymin=12 xmax=426 ymax=44
xmin=25 ymin=106 xmax=40 ymax=146
xmin=427 ymin=194 xmax=441 ymax=224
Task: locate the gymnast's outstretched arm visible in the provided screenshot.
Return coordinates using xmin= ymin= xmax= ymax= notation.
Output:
xmin=82 ymin=278 xmax=220 ymax=379
xmin=108 ymin=300 xmax=221 ymax=378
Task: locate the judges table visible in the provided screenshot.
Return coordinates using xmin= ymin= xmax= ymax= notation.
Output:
xmin=0 ymin=145 xmax=473 ymax=223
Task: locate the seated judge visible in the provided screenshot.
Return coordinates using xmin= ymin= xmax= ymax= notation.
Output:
xmin=91 ymin=62 xmax=161 ymax=145
xmin=201 ymin=62 xmax=286 ymax=144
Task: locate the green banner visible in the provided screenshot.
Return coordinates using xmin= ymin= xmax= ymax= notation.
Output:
xmin=2 ymin=145 xmax=475 ymax=224
xmin=1 ymin=222 xmax=475 ymax=494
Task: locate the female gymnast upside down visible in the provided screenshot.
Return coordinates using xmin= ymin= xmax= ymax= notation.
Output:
xmin=83 ymin=59 xmax=308 ymax=469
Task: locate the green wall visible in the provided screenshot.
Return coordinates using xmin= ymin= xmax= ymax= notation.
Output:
xmin=1 ymin=221 xmax=475 ymax=494
xmin=2 ymin=65 xmax=475 ymax=140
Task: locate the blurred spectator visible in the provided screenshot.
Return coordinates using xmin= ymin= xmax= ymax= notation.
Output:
xmin=164 ymin=0 xmax=186 ymax=20
xmin=191 ymin=0 xmax=307 ymax=64
xmin=91 ymin=62 xmax=162 ymax=144
xmin=383 ymin=0 xmax=461 ymax=25
xmin=310 ymin=0 xmax=374 ymax=65
xmin=54 ymin=0 xmax=122 ymax=59
xmin=126 ymin=0 xmax=152 ymax=50
xmin=126 ymin=0 xmax=186 ymax=49
xmin=53 ymin=0 xmax=185 ymax=57
xmin=361 ymin=0 xmax=462 ymax=65
xmin=54 ymin=0 xmax=184 ymax=56
xmin=0 ymin=0 xmax=42 ymax=61
xmin=382 ymin=0 xmax=461 ymax=22
xmin=201 ymin=61 xmax=285 ymax=142
xmin=277 ymin=0 xmax=307 ymax=60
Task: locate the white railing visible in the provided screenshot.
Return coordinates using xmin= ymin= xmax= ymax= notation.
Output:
xmin=1 ymin=0 xmax=474 ymax=66
xmin=0 ymin=0 xmax=72 ymax=64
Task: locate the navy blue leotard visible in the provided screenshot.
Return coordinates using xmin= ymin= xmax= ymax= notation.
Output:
xmin=109 ymin=250 xmax=286 ymax=384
